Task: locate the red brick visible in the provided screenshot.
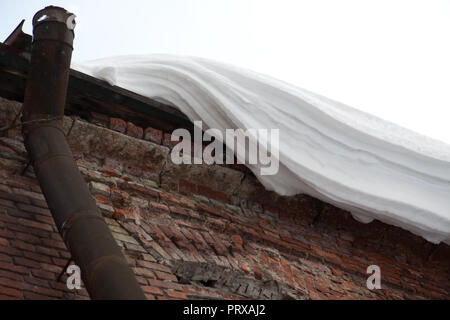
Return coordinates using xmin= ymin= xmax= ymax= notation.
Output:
xmin=121 ymin=182 xmax=160 ymax=199
xmin=197 ymin=203 xmax=230 ymax=220
xmin=40 ymin=263 xmax=64 ymax=274
xmin=144 ymin=127 xmax=163 ymax=144
xmin=133 ymin=267 xmax=156 ymax=279
xmin=24 ymin=275 xmax=50 ymax=287
xmin=0 ymin=277 xmax=30 ymax=290
xmin=165 ymin=289 xmax=187 ymax=299
xmin=18 ymin=218 xmax=53 ymax=232
xmin=179 ymin=179 xmax=197 ymax=194
xmin=113 ymin=208 xmax=135 ymax=222
xmin=90 ymin=112 xmax=109 ymax=127
xmin=169 ymin=205 xmax=189 ymax=217
xmin=310 ymin=246 xmax=342 ymax=265
xmin=11 ymin=240 xmax=35 ymax=253
xmin=231 ymin=234 xmax=244 ymax=251
xmin=11 ymin=188 xmax=45 ymax=201
xmin=41 ymin=239 xmax=66 ymax=250
xmin=0 ymin=229 xmax=14 ymax=239
xmin=0 ymin=262 xmax=28 ymax=274
xmin=141 ymin=224 xmax=170 ymax=242
xmin=31 ymin=269 xmax=56 ymax=280
xmin=110 ymin=118 xmax=126 ymax=133
xmin=0 ymin=269 xmax=22 ymax=281
xmin=23 ymin=291 xmax=54 ymax=300
xmin=0 ymin=202 xmax=15 ymax=216
xmin=34 ymin=214 xmax=55 ymax=225
xmin=155 ymin=271 xmax=177 ymax=281
xmin=93 ymin=194 xmax=110 ymax=205
xmin=147 ymin=278 xmax=182 ymax=291
xmin=0 ymin=253 xmax=11 ymax=263
xmin=31 ymin=286 xmax=63 ymax=298
xmin=150 ymin=201 xmax=169 ymax=212
xmin=136 ymin=260 xmax=172 ymax=273
xmin=160 ymin=192 xmax=181 ymax=205
xmin=0 ymin=198 xmax=15 ymax=209
xmin=51 ymin=257 xmax=69 ymax=267
xmin=0 ymin=238 xmax=7 ymax=247
xmin=14 ymin=257 xmax=40 ymax=268
xmin=36 ymin=246 xmax=60 ymax=258
xmin=188 ymin=230 xmax=209 ymax=248
xmin=206 ymin=217 xmax=226 ymax=230
xmin=260 ymin=251 xmax=269 ymax=266
xmin=15 ymin=232 xmax=41 ymax=245
xmin=0 ymin=286 xmax=22 ymax=298
xmin=126 ymin=122 xmax=143 ymax=139
xmin=280 ymin=258 xmax=295 ymax=288
xmin=160 ymin=225 xmax=187 ymax=242
xmin=197 ymin=185 xmax=228 ymax=203
xmin=142 ymin=285 xmax=163 ymax=295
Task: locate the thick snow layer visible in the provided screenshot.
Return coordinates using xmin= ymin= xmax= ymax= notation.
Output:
xmin=73 ymin=55 xmax=450 ymax=244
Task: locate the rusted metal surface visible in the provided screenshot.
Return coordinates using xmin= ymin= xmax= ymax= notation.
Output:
xmin=4 ymin=20 xmax=32 ymax=57
xmin=21 ymin=6 xmax=145 ymax=300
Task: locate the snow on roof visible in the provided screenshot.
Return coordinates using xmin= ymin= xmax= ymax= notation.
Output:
xmin=73 ymin=54 xmax=450 ymax=244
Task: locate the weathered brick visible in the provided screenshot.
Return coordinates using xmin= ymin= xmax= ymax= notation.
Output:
xmin=155 ymin=271 xmax=178 ymax=282
xmin=197 ymin=185 xmax=228 ymax=203
xmin=0 ymin=98 xmax=449 ymax=301
xmin=31 ymin=269 xmax=56 ymax=280
xmin=231 ymin=234 xmax=244 ymax=251
xmin=23 ymin=291 xmax=54 ymax=300
xmin=41 ymin=239 xmax=66 ymax=250
xmin=142 ymin=285 xmax=163 ymax=295
xmin=0 ymin=238 xmax=7 ymax=247
xmin=0 ymin=229 xmax=14 ymax=239
xmin=0 ymin=277 xmax=30 ymax=291
xmin=179 ymin=179 xmax=197 ymax=194
xmin=0 ymin=268 xmax=22 ymax=281
xmin=112 ymin=232 xmax=139 ymax=245
xmin=150 ymin=201 xmax=169 ymax=212
xmin=89 ymin=181 xmax=110 ymax=196
xmin=126 ymin=122 xmax=143 ymax=139
xmin=144 ymin=127 xmax=163 ymax=144
xmin=19 ymin=218 xmax=53 ymax=232
xmin=0 ymin=286 xmax=22 ymax=298
xmin=133 ymin=267 xmax=156 ymax=279
xmin=136 ymin=260 xmax=172 ymax=273
xmin=198 ymin=203 xmax=230 ymax=220
xmin=36 ymin=246 xmax=60 ymax=258
xmin=165 ymin=289 xmax=187 ymax=299
xmin=29 ymin=286 xmax=63 ymax=298
xmin=169 ymin=205 xmax=189 ymax=217
xmin=147 ymin=278 xmax=182 ymax=291
xmin=13 ymin=257 xmax=40 ymax=268
xmin=113 ymin=208 xmax=136 ymax=222
xmin=110 ymin=118 xmax=126 ymax=133
xmin=12 ymin=188 xmax=45 ymax=201
xmin=11 ymin=240 xmax=36 ymax=253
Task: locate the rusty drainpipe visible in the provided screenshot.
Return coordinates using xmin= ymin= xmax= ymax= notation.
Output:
xmin=21 ymin=6 xmax=145 ymax=300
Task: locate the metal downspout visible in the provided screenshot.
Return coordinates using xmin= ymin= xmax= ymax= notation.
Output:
xmin=21 ymin=6 xmax=145 ymax=300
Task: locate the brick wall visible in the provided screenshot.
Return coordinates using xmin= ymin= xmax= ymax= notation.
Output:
xmin=0 ymin=97 xmax=448 ymax=300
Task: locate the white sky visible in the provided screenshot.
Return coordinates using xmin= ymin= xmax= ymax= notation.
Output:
xmin=1 ymin=0 xmax=450 ymax=144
